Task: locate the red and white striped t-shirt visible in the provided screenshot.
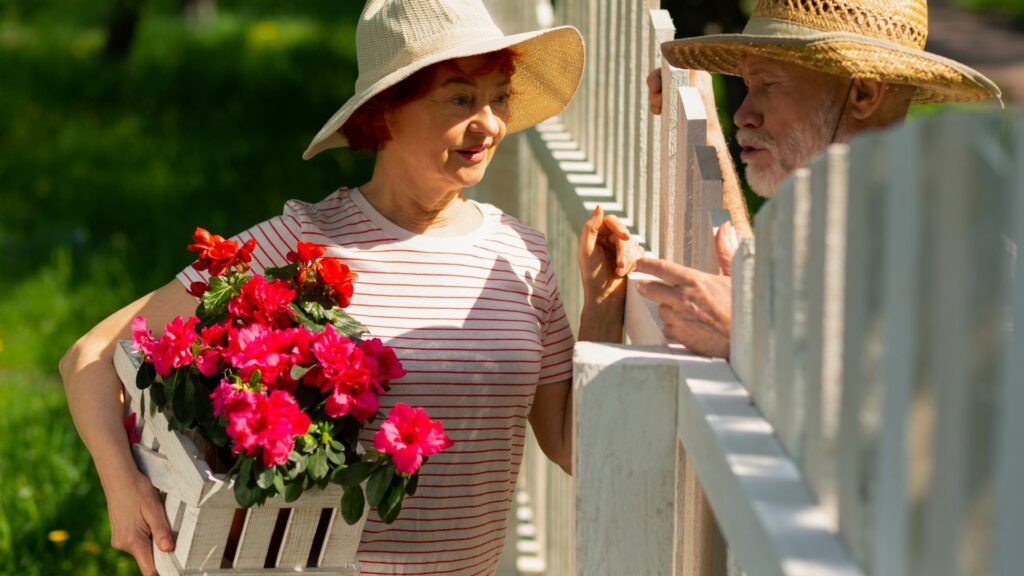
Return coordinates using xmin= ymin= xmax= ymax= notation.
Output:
xmin=177 ymin=187 xmax=574 ymax=575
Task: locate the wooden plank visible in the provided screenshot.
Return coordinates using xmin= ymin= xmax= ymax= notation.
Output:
xmin=181 ymin=505 xmax=236 ymax=570
xmin=751 ymin=199 xmax=776 ymax=422
xmin=770 ymin=173 xmax=797 ymax=455
xmin=646 ymin=9 xmax=674 ymax=256
xmin=318 ymin=509 xmax=366 ymax=568
xmin=273 ymin=509 xmax=323 ymax=569
xmin=234 ymin=508 xmax=279 ymax=569
xmin=993 ymin=113 xmax=1024 ymax=576
xmin=658 ymin=64 xmax=687 ymax=261
xmin=694 ymin=146 xmax=724 ymax=273
xmin=681 ymin=454 xmax=727 ymax=576
xmin=918 ymin=114 xmax=973 ymax=576
xmin=837 ymin=135 xmax=887 ymax=567
xmin=801 ymin=146 xmax=849 ymax=526
xmin=777 ymin=168 xmax=811 ymax=461
xmin=871 ymin=122 xmax=921 ymax=576
xmin=625 ymin=267 xmax=670 ymax=346
xmin=670 ymin=345 xmax=864 ymax=576
xmin=671 ymin=86 xmax=707 ymax=266
xmin=730 ymin=238 xmax=756 ymax=387
xmin=573 ymin=343 xmax=681 ymax=576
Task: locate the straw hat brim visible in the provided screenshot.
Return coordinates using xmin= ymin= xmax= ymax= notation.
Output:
xmin=303 ymin=26 xmax=584 ymax=159
xmin=662 ymin=30 xmax=1001 ymax=105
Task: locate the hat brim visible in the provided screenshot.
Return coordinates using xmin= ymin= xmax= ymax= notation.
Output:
xmin=303 ymin=25 xmax=584 ymax=160
xmin=662 ymin=31 xmax=1001 ymax=105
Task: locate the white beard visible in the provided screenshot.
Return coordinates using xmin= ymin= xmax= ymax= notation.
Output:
xmin=737 ymin=92 xmax=841 ymax=198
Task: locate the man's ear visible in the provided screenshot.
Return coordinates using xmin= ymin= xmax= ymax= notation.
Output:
xmin=848 ymin=78 xmax=887 ymax=120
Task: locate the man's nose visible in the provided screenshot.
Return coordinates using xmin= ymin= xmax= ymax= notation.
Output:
xmin=733 ymin=94 xmax=762 ymax=130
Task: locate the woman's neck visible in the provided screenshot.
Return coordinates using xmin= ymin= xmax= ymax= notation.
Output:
xmin=360 ymin=162 xmax=482 ymax=237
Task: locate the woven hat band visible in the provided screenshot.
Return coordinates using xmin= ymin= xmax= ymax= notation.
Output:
xmin=743 ymin=18 xmax=837 ymax=39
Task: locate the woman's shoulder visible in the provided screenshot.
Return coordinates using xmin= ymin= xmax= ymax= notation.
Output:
xmin=282 ymin=187 xmax=353 ymax=220
xmin=476 ymin=202 xmax=551 ymax=260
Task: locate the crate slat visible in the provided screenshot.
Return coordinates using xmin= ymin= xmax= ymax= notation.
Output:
xmin=274 ymin=508 xmax=323 ymax=569
xmin=235 ymin=508 xmax=280 ymax=568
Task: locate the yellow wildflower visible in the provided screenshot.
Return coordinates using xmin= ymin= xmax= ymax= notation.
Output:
xmin=48 ymin=530 xmax=69 ymax=543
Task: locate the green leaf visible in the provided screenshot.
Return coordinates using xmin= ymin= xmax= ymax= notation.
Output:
xmin=273 ymin=471 xmax=286 ymax=495
xmin=257 ymin=466 xmax=276 ymax=490
xmin=199 ymin=274 xmax=248 ymax=324
xmin=234 ymin=458 xmax=260 ymax=508
xmin=290 ymin=303 xmax=321 ymax=333
xmin=150 ymin=382 xmax=166 ymax=411
xmin=334 ymin=461 xmax=375 ymax=487
xmin=264 ymin=263 xmax=298 ymax=282
xmin=136 ymin=361 xmax=155 ymax=390
xmin=181 ymin=374 xmax=196 ymax=425
xmin=290 ymin=364 xmax=312 ymax=381
xmin=366 ymin=465 xmax=394 ymax=507
xmin=249 ymin=370 xmax=262 ymax=387
xmin=326 ymin=448 xmax=343 ymax=466
xmin=377 ymin=476 xmax=407 ymax=524
xmin=406 ymin=471 xmax=420 ymax=496
xmin=330 ymin=308 xmax=368 ymax=339
xmin=341 ymin=485 xmax=365 ymax=526
xmin=310 ymin=448 xmax=328 ymax=481
xmin=284 ymin=477 xmax=305 ymax=503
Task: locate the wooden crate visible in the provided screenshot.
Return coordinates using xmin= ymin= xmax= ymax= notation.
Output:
xmin=114 ymin=340 xmax=366 ymax=575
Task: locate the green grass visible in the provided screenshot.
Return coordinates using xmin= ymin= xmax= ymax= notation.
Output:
xmin=0 ymin=371 xmax=137 ymax=575
xmin=0 ymin=2 xmax=371 ymax=572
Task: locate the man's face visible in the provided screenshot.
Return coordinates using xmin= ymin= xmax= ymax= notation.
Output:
xmin=734 ymin=55 xmax=848 ymax=197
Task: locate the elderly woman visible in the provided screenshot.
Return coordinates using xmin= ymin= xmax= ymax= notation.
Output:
xmin=58 ymin=1 xmax=627 ymax=575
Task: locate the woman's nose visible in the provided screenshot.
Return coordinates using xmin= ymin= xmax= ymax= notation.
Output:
xmin=469 ymin=106 xmax=502 ymax=136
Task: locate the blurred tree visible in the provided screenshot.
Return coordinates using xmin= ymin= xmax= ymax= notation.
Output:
xmin=182 ymin=0 xmax=217 ymax=28
xmin=103 ymin=0 xmax=144 ymax=61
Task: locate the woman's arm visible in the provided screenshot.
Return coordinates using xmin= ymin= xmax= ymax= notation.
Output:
xmin=59 ymin=279 xmax=197 ymax=576
xmin=528 ymin=379 xmax=573 ymax=475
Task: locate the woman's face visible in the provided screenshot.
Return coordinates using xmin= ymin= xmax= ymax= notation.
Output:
xmin=381 ymin=55 xmax=511 ymax=190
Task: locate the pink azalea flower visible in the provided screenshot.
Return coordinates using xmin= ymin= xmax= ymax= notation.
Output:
xmin=226 ymin=324 xmax=312 ymax=391
xmin=309 ymin=326 xmax=376 ymax=422
xmin=123 ymin=412 xmax=141 ymax=445
xmin=374 ymin=403 xmax=453 ymax=475
xmin=213 ymin=385 xmax=311 ymax=468
xmin=130 ymin=315 xmax=199 ymax=377
xmin=358 ymin=338 xmax=406 ymax=393
xmin=227 ymin=276 xmax=295 ymax=328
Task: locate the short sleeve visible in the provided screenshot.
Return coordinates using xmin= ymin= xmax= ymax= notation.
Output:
xmin=176 ymin=207 xmax=308 ymax=290
xmin=537 ymin=259 xmax=575 ymax=386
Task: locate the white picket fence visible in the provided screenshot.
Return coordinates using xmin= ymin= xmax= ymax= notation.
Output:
xmin=478 ymin=2 xmax=1023 ymax=575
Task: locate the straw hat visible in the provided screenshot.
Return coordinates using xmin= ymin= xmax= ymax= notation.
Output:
xmin=303 ymin=0 xmax=584 ymax=159
xmin=661 ymin=0 xmax=1000 ymax=105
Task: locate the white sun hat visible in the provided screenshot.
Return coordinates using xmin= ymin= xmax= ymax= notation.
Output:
xmin=302 ymin=0 xmax=585 ymax=160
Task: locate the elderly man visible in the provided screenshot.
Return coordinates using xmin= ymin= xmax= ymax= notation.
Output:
xmin=578 ymin=0 xmax=1001 ymax=356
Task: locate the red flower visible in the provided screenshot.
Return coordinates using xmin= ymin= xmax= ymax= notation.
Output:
xmin=227 ymin=276 xmax=296 ymax=328
xmin=131 ymin=316 xmax=199 ymax=377
xmin=359 ymin=339 xmax=406 ymax=393
xmin=318 ymin=258 xmax=357 ymax=308
xmin=373 ymin=403 xmax=452 ymax=475
xmin=212 ymin=384 xmax=311 ymax=468
xmin=187 ymin=281 xmax=209 ymax=298
xmin=225 ymin=324 xmax=312 ymax=391
xmin=188 ymin=227 xmax=255 ymax=277
xmin=288 ymin=242 xmax=327 ymax=264
xmin=123 ymin=412 xmax=141 ymax=445
xmin=309 ymin=326 xmax=377 ymax=422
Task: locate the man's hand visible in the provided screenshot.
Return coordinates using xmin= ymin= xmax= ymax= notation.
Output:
xmin=107 ymin=470 xmax=174 ymax=576
xmin=647 ymin=68 xmax=716 ymax=125
xmin=635 ymin=258 xmax=732 ymax=358
xmin=716 ymin=220 xmax=739 ymax=275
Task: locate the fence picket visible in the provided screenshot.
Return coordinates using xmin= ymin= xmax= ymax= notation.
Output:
xmin=994 ymin=114 xmax=1024 ymax=576
xmin=646 ymin=10 xmax=674 ymax=255
xmin=674 ymin=86 xmax=708 ymax=266
xmin=872 ymin=122 xmax=921 ymax=576
xmin=751 ymin=199 xmax=776 ymax=418
xmin=772 ymin=168 xmax=810 ymax=459
xmin=694 ymin=146 xmax=723 ymax=273
xmin=659 ymin=64 xmax=687 ymax=262
xmin=730 ymin=238 xmax=756 ymax=387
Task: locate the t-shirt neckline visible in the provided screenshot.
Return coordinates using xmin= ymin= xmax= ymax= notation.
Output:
xmin=346 ymin=187 xmax=495 ymax=250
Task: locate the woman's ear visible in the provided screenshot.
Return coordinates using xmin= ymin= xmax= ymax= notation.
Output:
xmin=848 ymin=78 xmax=887 ymax=120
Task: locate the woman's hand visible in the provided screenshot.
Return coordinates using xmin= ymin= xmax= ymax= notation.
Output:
xmin=107 ymin=470 xmax=174 ymax=576
xmin=577 ymin=205 xmax=641 ymax=343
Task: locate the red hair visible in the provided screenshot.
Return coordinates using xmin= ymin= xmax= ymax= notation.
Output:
xmin=342 ymin=49 xmax=518 ymax=152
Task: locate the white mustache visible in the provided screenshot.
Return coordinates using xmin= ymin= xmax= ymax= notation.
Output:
xmin=736 ymin=129 xmax=777 ymax=153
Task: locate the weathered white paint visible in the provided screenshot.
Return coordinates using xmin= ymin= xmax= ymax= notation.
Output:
xmin=730 ymin=239 xmax=756 ymax=387
xmin=645 ymin=9 xmax=675 ymax=255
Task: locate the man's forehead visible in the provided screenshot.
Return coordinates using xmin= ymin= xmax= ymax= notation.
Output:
xmin=739 ymin=55 xmax=798 ymax=78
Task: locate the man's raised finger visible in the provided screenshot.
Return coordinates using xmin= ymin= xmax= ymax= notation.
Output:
xmin=635 ymin=257 xmax=693 ymax=285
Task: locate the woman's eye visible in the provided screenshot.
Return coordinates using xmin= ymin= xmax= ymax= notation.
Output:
xmin=450 ymin=95 xmax=472 ymax=106
xmin=494 ymin=93 xmax=511 ymax=106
